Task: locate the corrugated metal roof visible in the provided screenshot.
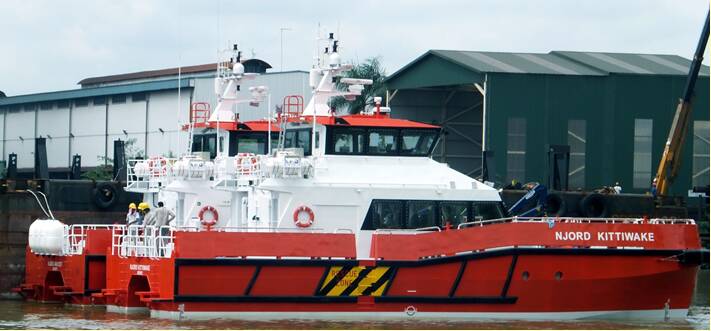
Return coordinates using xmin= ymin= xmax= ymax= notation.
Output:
xmin=388 ymin=50 xmax=710 ymax=81
xmin=77 ymin=59 xmax=272 ymax=86
xmin=0 ymin=79 xmax=193 ymax=106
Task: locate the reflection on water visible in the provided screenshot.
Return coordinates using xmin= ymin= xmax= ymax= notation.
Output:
xmin=0 ymin=270 xmax=708 ymax=330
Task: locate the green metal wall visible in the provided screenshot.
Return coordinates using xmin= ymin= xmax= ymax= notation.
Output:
xmin=487 ymin=73 xmax=709 ymax=195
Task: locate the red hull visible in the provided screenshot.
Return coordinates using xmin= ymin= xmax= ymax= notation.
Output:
xmin=97 ymin=221 xmax=703 ymax=319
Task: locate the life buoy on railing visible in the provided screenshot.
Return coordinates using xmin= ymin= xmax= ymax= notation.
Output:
xmin=198 ymin=205 xmax=218 ymax=229
xmin=235 ymin=153 xmax=258 ymax=174
xmin=147 ymin=156 xmax=168 ymax=177
xmin=293 ymin=205 xmax=315 ymax=228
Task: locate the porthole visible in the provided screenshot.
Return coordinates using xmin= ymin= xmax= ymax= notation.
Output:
xmin=522 ymin=271 xmax=530 ymax=281
xmin=555 ymin=271 xmax=563 ymax=281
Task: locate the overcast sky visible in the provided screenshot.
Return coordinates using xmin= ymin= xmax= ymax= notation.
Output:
xmin=0 ymin=0 xmax=708 ymax=96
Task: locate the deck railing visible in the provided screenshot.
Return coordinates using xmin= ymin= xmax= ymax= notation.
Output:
xmin=111 ymin=225 xmax=174 ymax=259
xmin=63 ymin=224 xmax=116 ymax=255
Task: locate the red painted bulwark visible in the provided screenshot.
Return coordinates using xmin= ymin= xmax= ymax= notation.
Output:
xmin=387 ymin=263 xmax=460 ymax=296
xmin=454 ymin=256 xmax=512 ymax=297
xmin=371 ymin=222 xmax=701 ymax=260
xmin=178 ymin=265 xmax=255 ymax=296
xmin=175 ymin=232 xmax=356 ymax=259
xmin=249 ymin=266 xmax=324 ymax=296
xmin=84 ymin=229 xmax=112 ymax=255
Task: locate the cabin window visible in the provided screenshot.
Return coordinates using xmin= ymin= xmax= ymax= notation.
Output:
xmin=284 ymin=129 xmax=313 ymax=156
xmin=192 ymin=134 xmax=217 ymax=159
xmin=362 ymin=199 xmax=506 ymax=230
xmin=400 ymin=129 xmax=437 ymax=156
xmin=368 ymin=129 xmax=398 ymax=155
xmin=332 ymin=128 xmax=366 ymax=154
xmin=369 ymin=200 xmax=404 ymax=229
xmin=473 ymin=202 xmax=504 ymax=220
xmin=406 ymin=201 xmax=437 ymax=229
xmin=440 ymin=202 xmax=470 ymax=227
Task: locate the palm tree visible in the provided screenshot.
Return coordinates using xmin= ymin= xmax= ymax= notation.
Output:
xmin=330 ymin=57 xmax=387 ymax=114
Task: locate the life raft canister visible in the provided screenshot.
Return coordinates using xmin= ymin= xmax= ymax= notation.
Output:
xmin=236 ymin=153 xmax=257 ymax=174
xmin=147 ymin=156 xmax=168 ymax=176
xmin=198 ymin=205 xmax=219 ymax=228
xmin=293 ymin=205 xmax=315 ymax=228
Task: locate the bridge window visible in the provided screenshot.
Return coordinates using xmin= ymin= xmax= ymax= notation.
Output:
xmin=368 ymin=129 xmax=399 ymax=155
xmin=440 ymin=202 xmax=470 ymax=227
xmin=332 ymin=128 xmax=365 ymax=154
xmin=474 ymin=202 xmax=504 ymax=220
xmin=284 ymin=129 xmax=313 ymax=156
xmin=406 ymin=201 xmax=437 ymax=228
xmin=192 ymin=134 xmax=217 ymax=159
xmin=400 ymin=130 xmax=438 ymax=156
xmin=326 ymin=127 xmax=440 ymax=156
xmin=362 ymin=199 xmax=505 ymax=230
xmin=369 ymin=200 xmax=403 ymax=229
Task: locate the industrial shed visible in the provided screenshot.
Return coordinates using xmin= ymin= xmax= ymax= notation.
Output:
xmin=385 ymin=50 xmax=710 ymax=195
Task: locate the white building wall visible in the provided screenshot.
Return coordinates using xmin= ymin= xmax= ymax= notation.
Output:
xmin=37 ymin=106 xmax=70 ymax=168
xmin=5 ymin=110 xmax=35 ymax=168
xmin=145 ymin=90 xmax=191 ymax=157
xmin=71 ymin=101 xmax=107 ymax=167
xmin=106 ymin=97 xmax=147 ymax=161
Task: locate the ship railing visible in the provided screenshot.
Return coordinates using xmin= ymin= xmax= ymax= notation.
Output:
xmin=457 ymin=216 xmax=695 ymax=229
xmin=62 ymin=224 xmax=117 ymax=255
xmin=125 ymin=158 xmax=178 ymax=192
xmin=111 ymin=225 xmax=174 ymax=259
xmin=374 ymin=226 xmax=442 ymax=235
xmin=172 ymin=225 xmax=352 ymax=234
xmin=212 ymin=155 xmax=265 ymax=190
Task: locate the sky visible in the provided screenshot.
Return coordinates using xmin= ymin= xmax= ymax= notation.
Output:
xmin=0 ymin=0 xmax=709 ymax=96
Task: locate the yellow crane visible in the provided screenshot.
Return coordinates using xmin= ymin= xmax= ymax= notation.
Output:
xmin=654 ymin=12 xmax=709 ymax=196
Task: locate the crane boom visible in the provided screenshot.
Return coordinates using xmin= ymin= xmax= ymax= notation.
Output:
xmin=654 ymin=11 xmax=709 ymax=196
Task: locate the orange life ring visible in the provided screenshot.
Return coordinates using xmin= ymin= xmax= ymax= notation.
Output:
xmin=293 ymin=205 xmax=315 ymax=228
xmin=198 ymin=205 xmax=218 ymax=227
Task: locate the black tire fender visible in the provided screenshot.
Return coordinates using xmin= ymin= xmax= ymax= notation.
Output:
xmin=93 ymin=182 xmax=118 ymax=210
xmin=579 ymin=193 xmax=609 ymax=218
xmin=544 ymin=193 xmax=567 ymax=217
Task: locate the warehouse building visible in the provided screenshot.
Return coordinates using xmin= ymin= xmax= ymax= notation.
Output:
xmin=0 ymin=60 xmax=308 ymax=176
xmin=385 ymin=50 xmax=709 ymax=195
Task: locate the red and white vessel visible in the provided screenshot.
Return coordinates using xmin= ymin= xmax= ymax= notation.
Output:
xmin=20 ymin=37 xmax=706 ymax=321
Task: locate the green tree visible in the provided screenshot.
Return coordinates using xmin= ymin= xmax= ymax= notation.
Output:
xmin=330 ymin=57 xmax=387 ymax=114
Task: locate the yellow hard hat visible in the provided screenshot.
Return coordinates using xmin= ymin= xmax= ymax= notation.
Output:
xmin=138 ymin=202 xmax=150 ymax=210
xmin=129 ymin=203 xmax=137 ymax=209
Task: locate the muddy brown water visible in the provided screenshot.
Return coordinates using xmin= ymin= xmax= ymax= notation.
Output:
xmin=0 ymin=270 xmax=707 ymax=330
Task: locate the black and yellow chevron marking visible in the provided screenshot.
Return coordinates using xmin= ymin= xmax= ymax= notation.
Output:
xmin=317 ymin=266 xmax=393 ymax=296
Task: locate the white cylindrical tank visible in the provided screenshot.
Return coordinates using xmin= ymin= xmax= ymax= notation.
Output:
xmin=28 ymin=219 xmax=67 ymax=255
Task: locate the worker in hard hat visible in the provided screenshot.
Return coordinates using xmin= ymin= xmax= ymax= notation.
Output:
xmin=126 ymin=203 xmax=138 ymax=225
xmin=132 ymin=202 xmax=150 ymax=226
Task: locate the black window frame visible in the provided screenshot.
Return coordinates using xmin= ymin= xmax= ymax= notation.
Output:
xmin=74 ymin=98 xmax=88 ymax=107
xmin=326 ymin=126 xmax=440 ymax=157
xmin=228 ymin=131 xmax=271 ymax=156
xmin=283 ymin=128 xmax=314 ymax=156
xmin=132 ymin=93 xmax=147 ymax=102
xmin=361 ymin=199 xmax=506 ymax=230
xmin=112 ymin=94 xmax=127 ymax=104
xmin=93 ymin=96 xmax=107 ymax=106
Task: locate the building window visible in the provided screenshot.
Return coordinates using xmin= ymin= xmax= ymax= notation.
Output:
xmin=506 ymin=117 xmax=526 ymax=184
xmin=57 ymin=100 xmax=70 ymax=108
xmin=693 ymin=121 xmax=709 ymax=187
xmin=93 ymin=97 xmax=106 ymax=106
xmin=567 ymin=120 xmax=586 ymax=189
xmin=112 ymin=95 xmax=126 ymax=104
xmin=132 ymin=93 xmax=146 ymax=102
xmin=40 ymin=102 xmax=53 ymax=110
xmin=74 ymin=98 xmax=88 ymax=107
xmin=633 ymin=119 xmax=653 ymax=189
xmin=23 ymin=103 xmax=37 ymax=111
